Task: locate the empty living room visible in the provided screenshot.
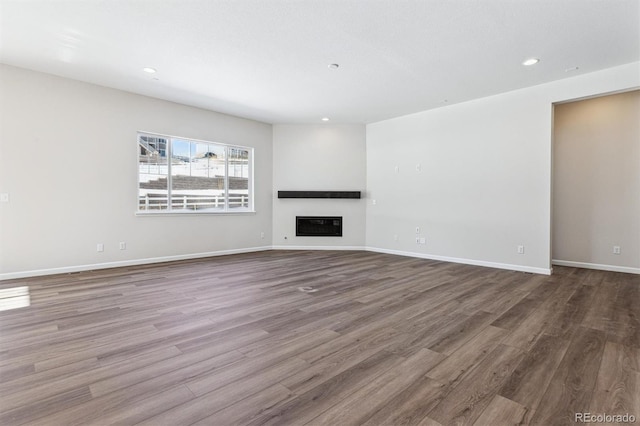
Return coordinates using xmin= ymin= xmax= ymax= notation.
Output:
xmin=0 ymin=1 xmax=638 ymax=425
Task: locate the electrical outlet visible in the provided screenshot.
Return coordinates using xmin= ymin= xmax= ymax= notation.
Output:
xmin=97 ymin=243 xmax=104 ymax=252
xmin=394 ymin=165 xmax=400 ymax=173
xmin=416 ymin=164 xmax=422 ymax=172
xmin=0 ymin=193 xmax=8 ymax=203
xmin=119 ymin=242 xmax=126 ymax=250
xmin=416 ymin=237 xmax=421 ymax=244
xmin=415 ymin=227 xmax=420 ymax=234
xmin=420 ymin=237 xmax=426 ymax=244
xmin=613 ymin=245 xmax=621 ymax=255
xmin=517 ymin=245 xmax=525 ymax=254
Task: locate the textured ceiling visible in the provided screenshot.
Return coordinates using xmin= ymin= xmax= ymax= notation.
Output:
xmin=1 ymin=0 xmax=638 ymax=124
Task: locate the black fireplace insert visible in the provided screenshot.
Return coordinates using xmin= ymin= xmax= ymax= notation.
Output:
xmin=296 ymin=216 xmax=343 ymax=237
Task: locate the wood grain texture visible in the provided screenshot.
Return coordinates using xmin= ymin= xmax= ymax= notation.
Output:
xmin=426 ymin=325 xmax=507 ymax=387
xmin=306 ymin=348 xmax=444 ymax=425
xmin=247 ymin=350 xmax=406 ymax=426
xmin=529 ymin=326 xmax=606 ymax=426
xmin=427 ymin=344 xmax=526 ymax=426
xmin=361 ymin=375 xmax=445 ymax=426
xmin=499 ymin=333 xmax=571 ymax=413
xmin=472 ymin=394 xmax=529 ymax=426
xmin=589 ymin=341 xmax=640 ymax=420
xmin=0 ymin=252 xmax=637 ymax=425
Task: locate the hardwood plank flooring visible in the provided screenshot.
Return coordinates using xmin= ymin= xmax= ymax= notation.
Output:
xmin=472 ymin=395 xmax=529 ymax=426
xmin=589 ymin=341 xmax=640 ymax=422
xmin=0 ymin=250 xmax=638 ymax=425
xmin=528 ymin=327 xmax=607 ymax=426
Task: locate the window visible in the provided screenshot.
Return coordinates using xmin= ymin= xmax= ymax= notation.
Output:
xmin=138 ymin=132 xmax=252 ymax=213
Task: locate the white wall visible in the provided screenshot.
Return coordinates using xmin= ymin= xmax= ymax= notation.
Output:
xmin=0 ymin=64 xmax=273 ymax=278
xmin=553 ymin=90 xmax=640 ymax=272
xmin=366 ymin=62 xmax=640 ymax=274
xmin=3 ymin=62 xmax=638 ymax=279
xmin=272 ymin=124 xmax=366 ymax=248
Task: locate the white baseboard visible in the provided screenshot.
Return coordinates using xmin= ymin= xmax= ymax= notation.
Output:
xmin=271 ymin=245 xmax=551 ymax=275
xmin=366 ymin=247 xmax=552 ymax=275
xmin=0 ymin=246 xmax=273 ymax=281
xmin=552 ymin=259 xmax=640 ymax=275
xmin=0 ymin=244 xmax=556 ymax=280
xmin=271 ymin=245 xmax=366 ymax=251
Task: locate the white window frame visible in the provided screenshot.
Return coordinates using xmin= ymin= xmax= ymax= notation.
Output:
xmin=136 ymin=131 xmax=254 ymax=215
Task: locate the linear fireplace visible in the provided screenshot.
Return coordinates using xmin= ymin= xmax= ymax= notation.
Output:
xmin=296 ymin=216 xmax=343 ymax=237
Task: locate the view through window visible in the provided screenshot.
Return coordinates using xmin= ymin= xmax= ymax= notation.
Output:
xmin=138 ymin=133 xmax=252 ymax=212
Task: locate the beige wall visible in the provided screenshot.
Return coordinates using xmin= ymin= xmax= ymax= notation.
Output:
xmin=553 ymin=90 xmax=640 ymax=271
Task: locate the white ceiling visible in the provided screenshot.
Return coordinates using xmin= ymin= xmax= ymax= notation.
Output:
xmin=1 ymin=0 xmax=638 ymax=124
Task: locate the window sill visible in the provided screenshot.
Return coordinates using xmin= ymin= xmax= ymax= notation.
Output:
xmin=136 ymin=210 xmax=256 ymax=217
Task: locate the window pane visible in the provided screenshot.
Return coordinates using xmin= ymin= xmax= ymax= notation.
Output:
xmin=138 ymin=135 xmax=168 ymax=210
xmin=171 ymin=141 xmax=226 ymax=211
xmin=228 ymin=147 xmax=249 ymax=209
xmin=137 ymin=133 xmax=253 ymax=213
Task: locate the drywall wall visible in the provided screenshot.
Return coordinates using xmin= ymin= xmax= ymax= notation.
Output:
xmin=366 ymin=62 xmax=639 ymax=274
xmin=0 ymin=64 xmax=273 ymax=278
xmin=3 ymin=61 xmax=638 ymax=278
xmin=272 ymin=124 xmax=366 ymax=248
xmin=553 ymin=90 xmax=639 ymax=272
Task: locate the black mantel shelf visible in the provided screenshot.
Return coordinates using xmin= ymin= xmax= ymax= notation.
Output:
xmin=278 ymin=191 xmax=361 ymax=199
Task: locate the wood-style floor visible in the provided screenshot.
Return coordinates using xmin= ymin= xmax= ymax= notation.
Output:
xmin=0 ymin=250 xmax=638 ymax=426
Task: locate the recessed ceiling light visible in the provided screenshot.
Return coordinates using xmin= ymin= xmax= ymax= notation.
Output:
xmin=522 ymin=58 xmax=539 ymax=66
xmin=143 ymin=67 xmax=157 ymax=74
xmin=321 ymin=117 xmax=330 ymax=121
xmin=328 ymin=63 xmax=339 ymax=70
